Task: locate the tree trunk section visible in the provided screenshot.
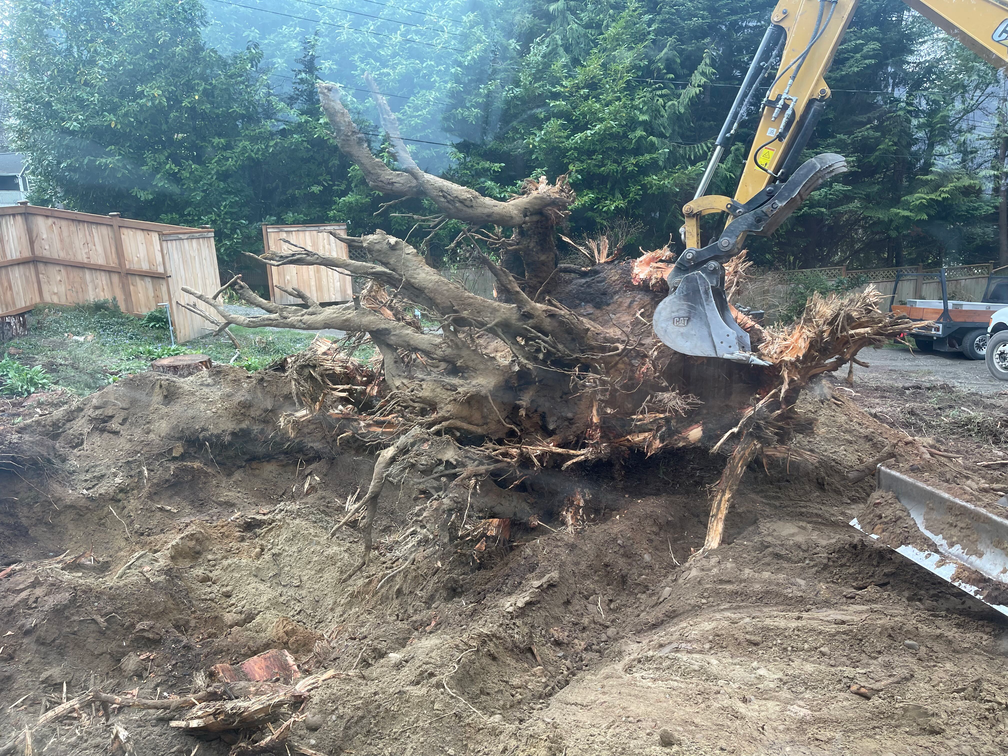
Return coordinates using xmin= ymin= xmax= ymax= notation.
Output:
xmin=152 ymin=354 xmax=211 ymax=377
xmin=0 ymin=314 xmax=28 ymax=342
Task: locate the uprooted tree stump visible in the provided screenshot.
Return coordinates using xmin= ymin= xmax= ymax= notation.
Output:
xmin=152 ymin=354 xmax=212 ymax=377
xmin=182 ymin=75 xmax=910 ymax=578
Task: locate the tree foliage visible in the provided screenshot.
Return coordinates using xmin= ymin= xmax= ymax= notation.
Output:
xmin=3 ymin=0 xmax=1005 ymax=271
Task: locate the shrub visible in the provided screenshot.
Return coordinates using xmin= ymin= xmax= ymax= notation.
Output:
xmin=141 ymin=308 xmax=170 ymax=330
xmin=0 ymin=357 xmax=53 ymax=397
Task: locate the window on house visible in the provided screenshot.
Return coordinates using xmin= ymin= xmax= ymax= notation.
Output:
xmin=0 ymin=175 xmax=20 ymax=191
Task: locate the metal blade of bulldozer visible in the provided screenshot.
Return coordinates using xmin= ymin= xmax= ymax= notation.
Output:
xmin=851 ymin=466 xmax=1008 ymax=617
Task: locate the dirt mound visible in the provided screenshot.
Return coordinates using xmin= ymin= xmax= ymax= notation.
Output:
xmin=1 ymin=369 xmax=1007 ymax=755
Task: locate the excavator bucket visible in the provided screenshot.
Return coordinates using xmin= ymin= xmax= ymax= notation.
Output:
xmin=653 ymin=268 xmax=767 ymax=365
xmin=655 ymin=153 xmax=846 ymax=364
xmin=851 ymin=466 xmax=1008 ymax=617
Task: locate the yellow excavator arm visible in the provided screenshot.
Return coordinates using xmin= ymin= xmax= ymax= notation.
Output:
xmin=659 ymin=0 xmax=1008 ymax=362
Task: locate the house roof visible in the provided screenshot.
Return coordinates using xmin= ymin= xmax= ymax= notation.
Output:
xmin=0 ymin=153 xmax=25 ymax=176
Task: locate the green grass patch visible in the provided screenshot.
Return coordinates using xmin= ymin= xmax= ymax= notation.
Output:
xmin=3 ymin=302 xmax=316 ymax=396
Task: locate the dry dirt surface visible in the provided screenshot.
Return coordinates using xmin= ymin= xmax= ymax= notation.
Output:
xmin=1 ymin=365 xmax=1008 ymax=756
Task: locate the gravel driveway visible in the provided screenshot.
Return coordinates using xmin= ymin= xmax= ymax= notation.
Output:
xmin=853 ymin=344 xmax=1005 ymax=395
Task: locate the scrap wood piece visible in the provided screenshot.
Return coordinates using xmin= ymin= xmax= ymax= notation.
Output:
xmin=849 ymin=684 xmax=878 ymax=700
xmin=169 ymin=689 xmax=309 ymax=733
xmin=847 ymin=442 xmax=898 ymax=484
xmin=110 ymin=723 xmax=136 ymax=756
xmin=229 ymin=715 xmax=300 ymax=755
xmin=0 ymin=688 xmax=206 ymax=756
xmin=171 ymin=669 xmax=338 ymax=734
xmin=849 ymin=672 xmax=913 ymax=700
xmin=1 ymin=549 xmax=97 ymax=581
xmin=0 ymin=669 xmax=342 ymax=756
xmin=212 ymin=649 xmax=300 ymax=685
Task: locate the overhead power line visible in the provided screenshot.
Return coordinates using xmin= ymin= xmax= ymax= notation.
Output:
xmin=360 ymin=130 xmax=455 ymax=146
xmin=287 ymin=0 xmax=463 ymax=37
xmin=205 ymin=0 xmax=464 ymax=52
xmin=354 ymin=0 xmax=465 ymax=24
xmin=268 ymin=72 xmax=452 ymax=106
xmin=628 ymin=75 xmax=970 ymax=98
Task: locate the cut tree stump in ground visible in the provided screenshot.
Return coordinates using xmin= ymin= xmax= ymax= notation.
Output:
xmin=152 ymin=354 xmax=212 ymax=377
xmin=0 ymin=313 xmax=27 ymax=342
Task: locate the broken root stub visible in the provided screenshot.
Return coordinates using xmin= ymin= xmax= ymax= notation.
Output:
xmin=211 ymin=649 xmax=300 ymax=685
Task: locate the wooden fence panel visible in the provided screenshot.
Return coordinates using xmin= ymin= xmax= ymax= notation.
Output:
xmin=739 ymin=262 xmax=999 ymax=323
xmin=263 ymin=224 xmax=352 ymax=305
xmin=0 ymin=214 xmax=38 ymax=315
xmin=0 ymin=214 xmax=31 ymax=263
xmin=163 ymin=232 xmax=221 ymax=343
xmin=441 ymin=266 xmax=495 ymax=299
xmin=920 ymin=277 xmax=989 ymax=302
xmin=0 ymin=205 xmax=220 ymax=343
xmin=30 ymin=214 xmax=118 ymax=266
xmin=120 ymin=227 xmax=166 ymax=273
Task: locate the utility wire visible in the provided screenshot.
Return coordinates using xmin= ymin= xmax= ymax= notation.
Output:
xmin=269 ymin=72 xmax=452 ymax=105
xmin=628 ymin=75 xmax=972 ymax=98
xmin=205 ymin=0 xmax=464 ymax=52
xmin=354 ymin=0 xmax=465 ymax=23
xmin=286 ymin=0 xmax=463 ymax=37
xmin=359 ymin=130 xmax=456 ymax=146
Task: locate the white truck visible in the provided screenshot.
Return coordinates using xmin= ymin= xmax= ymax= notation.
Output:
xmin=988 ymin=307 xmax=1008 ymax=381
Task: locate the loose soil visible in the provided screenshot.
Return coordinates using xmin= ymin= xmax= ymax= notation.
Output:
xmin=2 ymin=366 xmax=1008 ymax=755
xmin=855 ymin=490 xmax=938 ymax=554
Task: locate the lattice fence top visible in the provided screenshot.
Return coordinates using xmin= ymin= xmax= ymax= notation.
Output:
xmin=761 ymin=262 xmax=994 ymax=283
xmin=845 ymin=266 xmax=921 ymax=282
xmin=768 ymin=267 xmax=845 ymax=283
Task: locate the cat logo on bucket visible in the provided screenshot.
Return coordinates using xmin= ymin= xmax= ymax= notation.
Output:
xmin=671 ymin=317 xmax=689 ymax=327
xmin=757 ymin=145 xmax=776 ymax=169
xmin=995 ymin=19 xmax=1008 ymax=45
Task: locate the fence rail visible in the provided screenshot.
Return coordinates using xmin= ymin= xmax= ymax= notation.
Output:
xmin=0 ymin=203 xmax=220 ymax=342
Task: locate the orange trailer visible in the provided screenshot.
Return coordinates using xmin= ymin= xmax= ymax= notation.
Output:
xmin=890 ymin=270 xmax=1008 ymax=360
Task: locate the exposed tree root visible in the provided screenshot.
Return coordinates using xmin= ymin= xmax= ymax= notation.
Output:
xmin=180 ymin=76 xmax=911 ymax=567
xmin=703 ymin=435 xmax=763 ymax=552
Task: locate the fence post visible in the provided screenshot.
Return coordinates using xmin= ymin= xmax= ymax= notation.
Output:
xmin=108 ymin=212 xmax=136 ymax=314
xmin=914 ymin=264 xmax=923 ymax=299
xmin=262 ymin=224 xmax=277 ymax=304
xmin=20 ymin=203 xmax=45 ymax=306
xmin=840 ymin=264 xmax=847 ymax=278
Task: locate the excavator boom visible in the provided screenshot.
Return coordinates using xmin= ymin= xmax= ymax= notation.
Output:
xmin=656 ymin=0 xmax=1008 ymax=361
